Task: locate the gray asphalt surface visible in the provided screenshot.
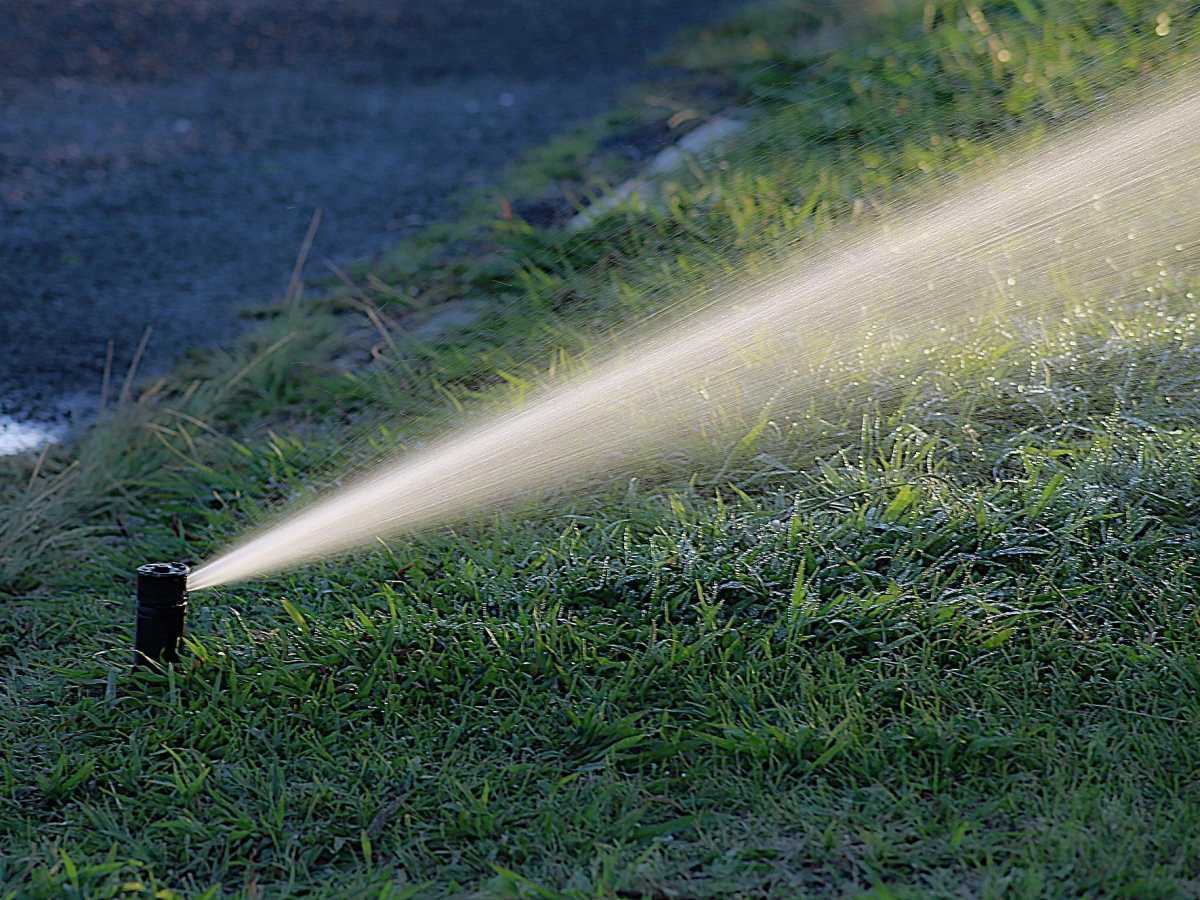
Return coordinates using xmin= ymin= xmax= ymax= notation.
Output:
xmin=0 ymin=0 xmax=744 ymax=452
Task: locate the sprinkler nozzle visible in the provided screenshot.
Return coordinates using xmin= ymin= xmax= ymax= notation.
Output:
xmin=134 ymin=562 xmax=189 ymax=670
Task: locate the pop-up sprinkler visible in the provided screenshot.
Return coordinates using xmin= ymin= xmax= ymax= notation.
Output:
xmin=133 ymin=562 xmax=189 ymax=670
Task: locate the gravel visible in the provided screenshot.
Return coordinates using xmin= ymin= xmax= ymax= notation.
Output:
xmin=0 ymin=0 xmax=745 ymax=452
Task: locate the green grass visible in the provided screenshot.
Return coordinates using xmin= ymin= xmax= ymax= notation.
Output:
xmin=4 ymin=0 xmax=1200 ymax=897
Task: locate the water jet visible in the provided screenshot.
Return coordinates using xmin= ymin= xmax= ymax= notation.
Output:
xmin=189 ymin=79 xmax=1200 ymax=591
xmin=133 ymin=562 xmax=189 ymax=670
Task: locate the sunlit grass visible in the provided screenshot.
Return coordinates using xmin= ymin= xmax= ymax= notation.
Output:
xmin=3 ymin=0 xmax=1200 ymax=897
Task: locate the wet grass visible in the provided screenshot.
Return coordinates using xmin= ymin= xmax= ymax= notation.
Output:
xmin=4 ymin=1 xmax=1200 ymax=897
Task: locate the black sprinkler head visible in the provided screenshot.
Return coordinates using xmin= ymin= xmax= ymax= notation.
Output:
xmin=134 ymin=562 xmax=189 ymax=670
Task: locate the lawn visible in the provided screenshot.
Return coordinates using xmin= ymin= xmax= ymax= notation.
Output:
xmin=4 ymin=1 xmax=1200 ymax=897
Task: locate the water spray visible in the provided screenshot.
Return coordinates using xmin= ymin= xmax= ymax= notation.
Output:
xmin=190 ymin=77 xmax=1200 ymax=591
xmin=133 ymin=562 xmax=189 ymax=670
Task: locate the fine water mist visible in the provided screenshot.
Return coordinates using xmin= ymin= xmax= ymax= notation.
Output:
xmin=190 ymin=81 xmax=1200 ymax=591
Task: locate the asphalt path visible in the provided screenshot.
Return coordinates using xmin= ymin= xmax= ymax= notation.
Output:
xmin=0 ymin=0 xmax=744 ymax=452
